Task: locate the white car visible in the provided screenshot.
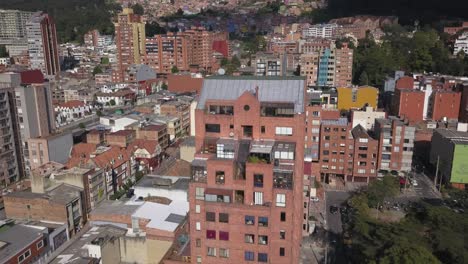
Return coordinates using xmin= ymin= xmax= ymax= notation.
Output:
xmin=412 ymin=180 xmax=418 ymax=186
xmin=310 ymin=197 xmax=320 ymax=202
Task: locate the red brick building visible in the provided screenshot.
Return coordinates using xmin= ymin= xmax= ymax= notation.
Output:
xmin=392 ymin=88 xmax=425 ymax=123
xmin=144 ymin=33 xmax=192 ymax=74
xmin=167 ymin=74 xmax=204 ymax=94
xmin=189 ymin=76 xmax=305 ymax=264
xmin=428 ymin=90 xmax=461 ymax=121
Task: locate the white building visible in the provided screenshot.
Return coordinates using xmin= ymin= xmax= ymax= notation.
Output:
xmin=302 ymin=23 xmax=338 ymax=39
xmin=454 ymin=32 xmax=468 ymax=55
xmin=99 ymin=116 xmax=139 ymax=132
xmin=54 ymin=100 xmax=94 ymax=127
xmin=95 ymin=88 xmax=135 ymax=108
xmin=351 ymin=107 xmax=386 ymax=130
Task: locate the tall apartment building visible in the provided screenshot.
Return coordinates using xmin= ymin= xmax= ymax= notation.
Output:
xmin=0 ymin=73 xmax=24 ymax=185
xmin=253 ymin=52 xmax=283 ymax=76
xmin=427 ymin=90 xmax=461 ymax=121
xmin=392 ymin=88 xmax=425 ymax=123
xmin=189 ymin=76 xmax=305 ymax=264
xmin=300 ymin=44 xmax=353 ymax=88
xmin=112 ymin=8 xmax=146 ymax=82
xmin=15 ymin=70 xmax=55 ymax=176
xmin=302 ymin=23 xmax=338 ymax=39
xmin=26 ymin=12 xmax=60 ymax=76
xmin=0 ymin=9 xmax=34 ymax=44
xmin=374 ymin=117 xmax=415 ymax=172
xmin=144 ymin=32 xmax=192 ymax=74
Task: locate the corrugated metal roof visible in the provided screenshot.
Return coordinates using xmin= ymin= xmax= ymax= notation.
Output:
xmin=321 ymin=118 xmax=348 ymax=126
xmin=197 ymin=77 xmax=305 ymax=113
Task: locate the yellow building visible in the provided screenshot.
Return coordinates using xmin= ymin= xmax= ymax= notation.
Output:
xmin=337 ymin=86 xmax=379 ymax=110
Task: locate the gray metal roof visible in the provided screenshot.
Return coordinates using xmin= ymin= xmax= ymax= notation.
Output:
xmin=197 ymin=77 xmax=305 ymax=113
xmin=0 ymin=224 xmax=46 ymax=261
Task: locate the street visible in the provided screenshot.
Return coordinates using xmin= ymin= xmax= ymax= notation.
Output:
xmin=325 ymin=191 xmax=351 ymax=264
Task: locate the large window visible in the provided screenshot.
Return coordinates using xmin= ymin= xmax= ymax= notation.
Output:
xmin=206 ymin=230 xmax=216 ymax=239
xmin=273 ymin=172 xmax=293 ymax=189
xmin=245 ymin=251 xmax=255 ymax=261
xmin=280 ymin=247 xmax=285 ymax=256
xmin=258 ymin=216 xmax=268 ymax=227
xmin=261 ymin=103 xmax=294 ymax=117
xmin=220 ymin=248 xmax=229 ymax=258
xmin=276 ymin=194 xmax=286 ymax=207
xmin=207 ymin=247 xmax=216 ymax=257
xmin=258 ymin=253 xmax=268 ymax=262
xmin=206 ymin=212 xmax=216 ymax=222
xmin=195 ymin=187 xmax=205 ymax=200
xmin=254 ymin=192 xmax=263 ymax=205
xmin=254 ymin=174 xmax=264 ymax=188
xmin=205 ymin=124 xmax=220 ymax=133
xmin=245 ymin=215 xmax=255 ymax=225
xmin=275 ymin=127 xmax=293 ymax=136
xmin=219 ymin=213 xmax=229 ymax=223
xmin=215 ymin=171 xmax=225 ymax=184
xmin=258 ymin=235 xmax=268 ymax=245
xmin=219 ymin=231 xmax=229 ymax=241
xmin=245 ymin=234 xmax=255 ymax=244
xmin=243 ymin=125 xmax=253 ymax=137
xmin=208 ymin=105 xmax=234 ymax=115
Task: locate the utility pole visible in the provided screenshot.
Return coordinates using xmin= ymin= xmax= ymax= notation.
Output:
xmin=434 ymin=155 xmax=440 ymax=186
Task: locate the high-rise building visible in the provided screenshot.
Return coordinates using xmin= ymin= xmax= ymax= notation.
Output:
xmin=0 ymin=73 xmax=24 ymax=185
xmin=15 ymin=70 xmax=55 ymax=176
xmin=0 ymin=9 xmax=34 ymax=44
xmin=189 ymin=76 xmax=305 ymax=264
xmin=375 ymin=117 xmax=415 ymax=172
xmin=302 ymin=23 xmax=338 ymax=39
xmin=112 ymin=8 xmax=146 ymax=82
xmin=26 ymin=12 xmax=60 ymax=76
xmin=144 ymin=32 xmax=192 ymax=74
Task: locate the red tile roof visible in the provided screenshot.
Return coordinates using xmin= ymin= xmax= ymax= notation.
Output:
xmin=20 ymin=70 xmax=44 ymax=84
xmin=92 ymin=146 xmax=130 ymax=169
xmin=57 ymin=100 xmax=86 ymax=108
xmin=212 ymin=40 xmax=229 ymax=57
xmin=127 ymin=139 xmax=159 ymax=154
xmin=67 ymin=143 xmax=97 ymax=168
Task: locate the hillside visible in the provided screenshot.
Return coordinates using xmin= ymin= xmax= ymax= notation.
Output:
xmin=2 ymin=0 xmax=121 ymax=43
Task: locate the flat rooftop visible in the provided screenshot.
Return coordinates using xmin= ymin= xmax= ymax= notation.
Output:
xmin=50 ymin=225 xmax=126 ymax=264
xmin=0 ymin=224 xmax=47 ymax=262
xmin=136 ymin=175 xmax=190 ymax=191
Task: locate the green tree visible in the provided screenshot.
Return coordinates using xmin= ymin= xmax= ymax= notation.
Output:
xmin=109 ymin=99 xmax=116 ymax=106
xmin=379 ymin=242 xmax=441 ymax=264
xmin=0 ymin=45 xmax=9 ymax=57
xmin=231 ymin=55 xmax=241 ymax=68
xmin=100 ymin=57 xmax=109 ymax=64
xmin=161 ymin=83 xmax=168 ymax=90
xmin=359 ymin=71 xmax=369 ymax=85
xmin=131 ymin=3 xmax=144 ymax=15
xmin=93 ymin=65 xmax=103 ymax=76
xmin=79 ymin=123 xmax=85 ymax=129
xmin=220 ymin=57 xmax=229 ymax=67
xmin=171 ymin=66 xmax=179 ymax=73
xmin=145 ymin=21 xmax=166 ymax=37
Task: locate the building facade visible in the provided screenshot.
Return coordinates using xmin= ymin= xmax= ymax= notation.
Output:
xmin=144 ymin=33 xmax=191 ymax=74
xmin=189 ymin=77 xmax=305 ymax=264
xmin=0 ymin=9 xmax=34 ymax=44
xmin=26 ymin=12 xmax=60 ymax=76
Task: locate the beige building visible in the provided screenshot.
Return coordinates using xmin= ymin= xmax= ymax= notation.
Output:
xmin=300 ymin=53 xmax=320 ymax=87
xmin=27 ymin=132 xmax=73 ymax=170
xmin=351 ymin=107 xmax=386 ymax=130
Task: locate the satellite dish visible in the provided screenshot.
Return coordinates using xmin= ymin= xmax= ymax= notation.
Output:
xmin=218 ymin=68 xmax=225 ymax=75
xmin=229 ymin=132 xmax=234 ymax=137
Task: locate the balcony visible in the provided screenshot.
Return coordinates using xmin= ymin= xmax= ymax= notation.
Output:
xmin=248 ymin=140 xmax=274 ymax=164
xmin=191 ymin=159 xmax=207 ymax=183
xmin=205 ymin=188 xmax=232 ymax=203
xmin=235 ymin=190 xmax=244 ymax=204
xmin=273 ymin=171 xmax=293 ymax=189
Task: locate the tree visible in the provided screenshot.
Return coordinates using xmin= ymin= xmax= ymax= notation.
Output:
xmin=131 ymin=3 xmax=144 ymax=15
xmin=220 ymin=57 xmax=229 ymax=67
xmin=100 ymin=57 xmax=109 ymax=64
xmin=92 ymin=65 xmax=103 ymax=76
xmin=0 ymin=45 xmax=9 ymax=57
xmin=79 ymin=123 xmax=85 ymax=129
xmin=359 ymin=71 xmax=369 ymax=85
xmin=379 ymin=242 xmax=441 ymax=264
xmin=161 ymin=83 xmax=168 ymax=90
xmin=109 ymin=99 xmax=116 ymax=106
xmin=171 ymin=66 xmax=179 ymax=73
xmin=231 ymin=55 xmax=241 ymax=68
xmin=145 ymin=21 xmax=166 ymax=37
xmin=293 ymin=65 xmax=301 ymax=76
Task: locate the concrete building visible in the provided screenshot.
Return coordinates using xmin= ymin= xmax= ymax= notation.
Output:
xmin=454 ymin=32 xmax=468 ymax=55
xmin=299 ymin=53 xmax=320 ymax=86
xmin=375 ymin=117 xmax=415 ymax=172
xmin=27 ymin=132 xmax=73 ymax=169
xmin=0 ymin=73 xmax=24 ymax=184
xmin=351 ymin=107 xmax=386 ymax=130
xmin=160 ymin=100 xmax=191 ymax=136
xmin=136 ymin=124 xmax=169 ymax=150
xmin=337 ymin=86 xmax=379 ymax=110
xmin=112 ymin=8 xmax=146 ymax=82
xmin=4 ymin=183 xmax=85 ymax=237
xmin=253 ymin=52 xmax=283 ymax=76
xmin=0 ymin=9 xmax=33 ymax=44
xmin=31 ymin=163 xmax=106 ymax=216
xmin=26 ymin=12 xmax=60 ymax=76
xmin=430 ymin=129 xmax=468 ymax=189
xmin=0 ymin=223 xmax=49 ymax=264
xmin=316 ymin=44 xmax=353 ymax=87
xmin=106 ymin=129 xmax=136 ymax=148
xmin=302 ymin=23 xmax=338 ymax=39
xmin=189 ymin=76 xmax=305 ymax=264
xmin=152 ymin=115 xmax=182 ymax=141
xmin=15 ymin=70 xmax=55 ymax=175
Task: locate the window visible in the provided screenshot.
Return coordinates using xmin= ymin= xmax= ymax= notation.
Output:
xmin=258 ymin=235 xmax=268 ymax=245
xmin=219 ymin=231 xmax=229 ymax=241
xmin=219 ymin=213 xmax=229 ymax=223
xmin=196 ymin=256 xmax=202 ymax=264
xmin=205 ymin=124 xmax=220 ymax=133
xmin=207 ymin=247 xmax=216 ymax=257
xmin=245 ymin=251 xmax=255 ymax=261
xmin=206 ymin=230 xmax=216 ymax=239
xmin=244 ymin=105 xmax=250 ymax=111
xmin=275 ymin=127 xmax=293 ymax=136
xmin=311 ymin=128 xmax=320 ymax=133
xmin=215 ymin=171 xmax=225 ymax=184
xmin=276 ymin=194 xmax=286 ymax=207
xmin=258 ymin=217 xmax=268 ymax=227
xmin=357 ymin=169 xmax=366 ymax=174
xmin=196 ymin=238 xmax=201 ymax=247
xmin=245 ymin=234 xmax=255 ymax=244
xmin=359 ymin=138 xmax=368 ymax=143
xmin=280 ymin=230 xmax=286 ymax=239
xmin=196 ymin=187 xmax=205 ymax=200
xmin=280 ymin=212 xmax=286 ymax=222
xmin=206 ymin=212 xmax=216 ymax=222
xmin=261 ymin=126 xmax=265 ymax=133
xmin=245 ymin=215 xmax=255 ymax=225
xmin=37 ymin=240 xmax=44 ymax=249
xmin=196 ymin=222 xmax=201 ymax=231
xmin=195 ymin=204 xmax=200 ymax=213
xmin=394 ymin=146 xmax=400 ymax=152
xmin=230 ymin=124 xmax=234 ymax=129
xmin=254 ymin=174 xmax=264 ymax=188
xmin=18 ymin=249 xmax=31 ymax=263
xmin=220 ymin=248 xmax=229 ymax=258
xmin=254 ymin=192 xmax=263 ymax=205
xmin=280 ymin=247 xmax=285 ymax=256
xmin=258 ymin=253 xmax=268 ymax=262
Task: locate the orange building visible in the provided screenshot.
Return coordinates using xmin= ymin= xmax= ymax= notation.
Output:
xmin=337 ymin=86 xmax=379 ymax=110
